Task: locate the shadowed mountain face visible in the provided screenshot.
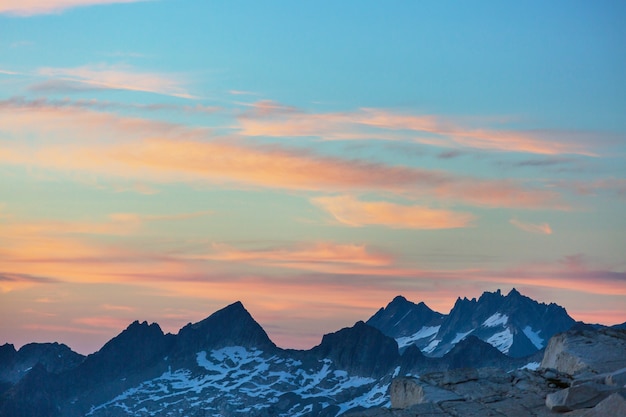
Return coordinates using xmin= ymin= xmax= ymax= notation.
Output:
xmin=0 ymin=290 xmax=578 ymax=417
xmin=367 ymin=289 xmax=576 ymax=358
xmin=311 ymin=321 xmax=400 ymax=378
xmin=175 ymin=301 xmax=277 ymax=355
xmin=367 ymin=296 xmax=445 ymax=339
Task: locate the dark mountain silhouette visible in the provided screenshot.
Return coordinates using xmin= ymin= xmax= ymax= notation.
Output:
xmin=0 ymin=290 xmax=580 ymax=417
xmin=368 ymin=288 xmax=576 ymax=358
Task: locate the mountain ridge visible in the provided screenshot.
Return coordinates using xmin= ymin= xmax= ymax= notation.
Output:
xmin=0 ymin=289 xmax=583 ymax=417
xmin=367 ymin=288 xmax=576 ymax=358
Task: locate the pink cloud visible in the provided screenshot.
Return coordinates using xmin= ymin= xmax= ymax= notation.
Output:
xmin=311 ymin=195 xmax=475 ymax=229
xmin=238 ymin=103 xmax=597 ymax=156
xmin=73 ymin=316 xmax=133 ymax=329
xmin=36 ymin=64 xmax=195 ymax=98
xmin=0 ymin=0 xmax=150 ymax=16
xmin=180 ymin=242 xmax=393 ymax=275
xmin=509 ymin=218 xmax=553 ymax=235
xmin=0 ymin=99 xmax=563 ymax=209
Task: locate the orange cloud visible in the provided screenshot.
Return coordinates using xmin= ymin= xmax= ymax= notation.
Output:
xmin=0 ymin=273 xmax=59 ymax=293
xmin=509 ymin=218 xmax=553 ymax=235
xmin=238 ymin=104 xmax=597 ymax=156
xmin=36 ymin=64 xmax=194 ymax=98
xmin=197 ymin=241 xmax=392 ymax=273
xmin=0 ymin=99 xmax=562 ymax=209
xmin=311 ymin=195 xmax=475 ymax=229
xmin=0 ymin=0 xmax=150 ymax=16
xmin=73 ymin=316 xmax=133 ymax=329
xmin=0 ymin=207 xmax=219 ymax=289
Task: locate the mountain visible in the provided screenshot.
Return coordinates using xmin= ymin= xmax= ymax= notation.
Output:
xmin=0 ymin=290 xmax=579 ymax=416
xmin=366 ymin=296 xmax=444 ymax=351
xmin=0 ymin=342 xmax=83 ymax=396
xmin=311 ymin=321 xmax=400 ymax=378
xmin=367 ymin=288 xmax=576 ymax=358
xmin=0 ymin=304 xmax=398 ymax=417
xmin=174 ymin=301 xmax=277 ymax=356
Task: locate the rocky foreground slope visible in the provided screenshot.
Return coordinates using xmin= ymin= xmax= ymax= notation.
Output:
xmin=345 ymin=326 xmax=626 ymax=417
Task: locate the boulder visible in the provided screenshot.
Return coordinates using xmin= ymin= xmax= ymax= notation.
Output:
xmin=541 ymin=328 xmax=626 ymax=376
xmin=545 ymin=382 xmax=621 ymax=412
xmin=390 ymin=377 xmax=423 ymax=409
xmin=580 ymin=392 xmax=626 ymax=417
xmin=605 ymin=366 xmax=626 ymax=387
xmin=390 ymin=377 xmax=461 ymax=409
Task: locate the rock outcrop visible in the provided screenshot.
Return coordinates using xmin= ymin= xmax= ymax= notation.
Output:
xmin=541 ymin=327 xmax=626 ymax=376
xmin=347 ymin=367 xmax=564 ymax=417
xmin=545 ymin=382 xmax=623 ymax=412
xmin=345 ymin=326 xmax=626 ymax=417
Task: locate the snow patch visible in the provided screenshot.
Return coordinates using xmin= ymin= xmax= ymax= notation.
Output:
xmin=521 ymin=362 xmax=540 ymax=371
xmin=89 ymin=346 xmax=386 ymax=417
xmin=451 ymin=330 xmax=473 ymax=345
xmin=396 ymin=326 xmax=440 ymax=349
xmin=487 ymin=328 xmax=514 ymax=354
xmin=422 ymin=339 xmax=441 ymax=354
xmin=482 ymin=313 xmax=508 ymax=328
xmin=523 ymin=326 xmax=544 ymax=349
xmin=393 ymin=310 xmax=412 ymax=327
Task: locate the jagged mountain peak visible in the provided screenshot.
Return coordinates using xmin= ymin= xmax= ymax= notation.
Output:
xmin=312 ymin=321 xmax=399 ymax=377
xmin=442 ymin=335 xmax=510 ymax=369
xmin=98 ymin=320 xmax=165 ymax=355
xmin=368 ymin=289 xmax=575 ymax=359
xmin=507 ymin=287 xmax=520 ymax=297
xmin=366 ymin=295 xmax=444 ymax=340
xmin=176 ymin=301 xmax=276 ymax=352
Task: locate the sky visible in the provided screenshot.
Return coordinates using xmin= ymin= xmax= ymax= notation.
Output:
xmin=1 ymin=0 xmax=625 ymax=355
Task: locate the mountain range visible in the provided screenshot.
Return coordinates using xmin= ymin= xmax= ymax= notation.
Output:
xmin=0 ymin=289 xmax=592 ymax=416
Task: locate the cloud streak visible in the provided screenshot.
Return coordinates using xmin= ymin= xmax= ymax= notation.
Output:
xmin=0 ymin=99 xmax=563 ymax=209
xmin=311 ymin=195 xmax=475 ymax=229
xmin=36 ymin=64 xmax=195 ymax=98
xmin=509 ymin=218 xmax=553 ymax=235
xmin=0 ymin=0 xmax=149 ymax=16
xmin=195 ymin=242 xmax=392 ymax=273
xmin=238 ymin=103 xmax=598 ymax=156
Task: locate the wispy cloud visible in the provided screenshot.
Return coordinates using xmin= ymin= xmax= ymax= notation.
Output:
xmin=195 ymin=242 xmax=392 ymax=273
xmin=35 ymin=64 xmax=195 ymax=98
xmin=0 ymin=0 xmax=149 ymax=16
xmin=238 ymin=102 xmax=599 ymax=156
xmin=0 ymin=99 xmax=563 ymax=209
xmin=311 ymin=195 xmax=475 ymax=229
xmin=0 ymin=69 xmax=20 ymax=75
xmin=73 ymin=316 xmax=133 ymax=329
xmin=0 ymin=273 xmax=60 ymax=293
xmin=101 ymin=304 xmax=136 ymax=312
xmin=509 ymin=218 xmax=553 ymax=235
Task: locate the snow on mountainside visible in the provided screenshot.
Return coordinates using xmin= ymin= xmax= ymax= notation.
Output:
xmin=367 ymin=288 xmax=576 ymax=358
xmin=88 ymin=346 xmax=392 ymax=417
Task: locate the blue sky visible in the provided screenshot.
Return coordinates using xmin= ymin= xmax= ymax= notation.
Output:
xmin=1 ymin=0 xmax=625 ymax=354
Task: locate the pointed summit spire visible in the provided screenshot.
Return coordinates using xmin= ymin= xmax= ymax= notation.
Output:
xmin=176 ymin=301 xmax=276 ymax=352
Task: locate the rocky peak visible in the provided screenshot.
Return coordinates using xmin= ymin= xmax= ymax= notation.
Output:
xmin=507 ymin=287 xmax=521 ymax=297
xmin=0 ymin=343 xmax=83 ymax=387
xmin=0 ymin=344 xmax=16 ymax=368
xmin=367 ymin=295 xmax=444 ymax=338
xmin=75 ymin=319 xmax=173 ymax=383
xmin=98 ymin=320 xmax=165 ymax=355
xmin=442 ymin=335 xmax=509 ymax=369
xmin=176 ymin=301 xmax=276 ymax=353
xmin=312 ymin=321 xmax=400 ymax=377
